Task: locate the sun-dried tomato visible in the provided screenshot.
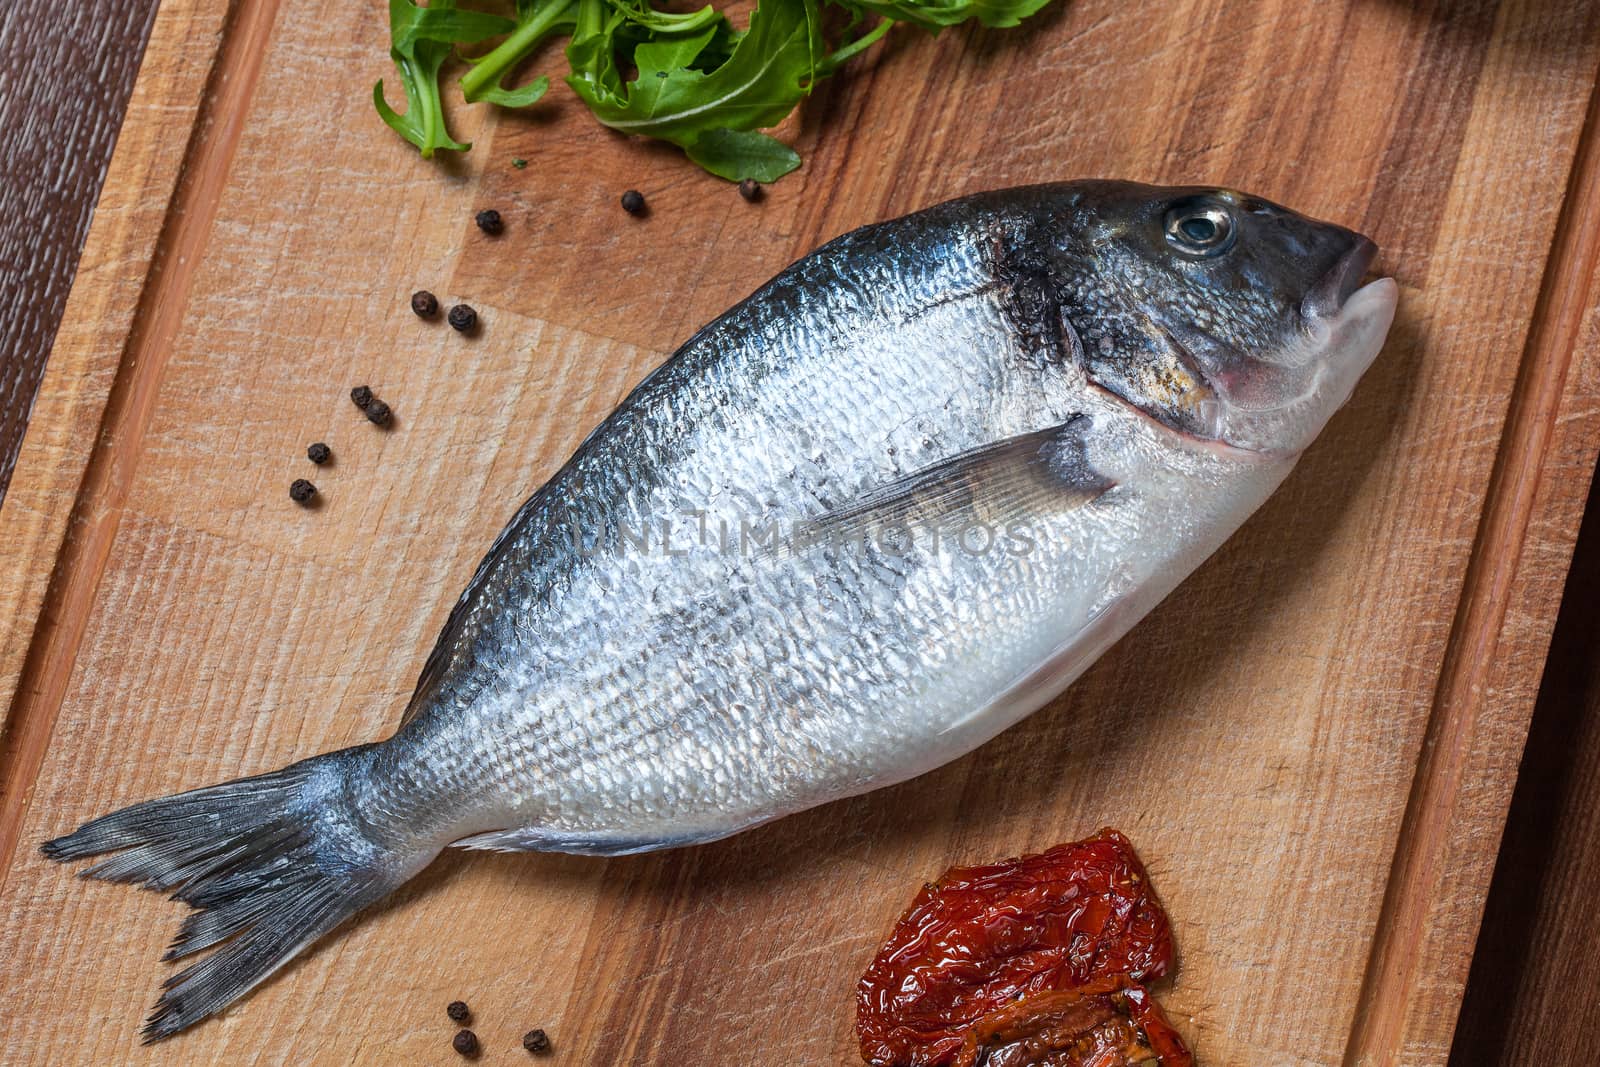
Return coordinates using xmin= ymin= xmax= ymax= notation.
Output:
xmin=951 ymin=979 xmax=1192 ymax=1067
xmin=856 ymin=829 xmax=1189 ymax=1067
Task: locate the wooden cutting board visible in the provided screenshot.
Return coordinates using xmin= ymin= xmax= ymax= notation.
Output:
xmin=3 ymin=0 xmax=1599 ymax=1062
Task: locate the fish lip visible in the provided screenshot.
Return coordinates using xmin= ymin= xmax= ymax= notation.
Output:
xmin=1302 ymin=236 xmax=1379 ymax=320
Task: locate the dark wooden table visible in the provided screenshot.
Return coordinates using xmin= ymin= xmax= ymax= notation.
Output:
xmin=0 ymin=0 xmax=161 ymax=502
xmin=0 ymin=3 xmax=1593 ymax=1063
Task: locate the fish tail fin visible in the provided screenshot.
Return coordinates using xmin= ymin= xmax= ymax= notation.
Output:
xmin=41 ymin=743 xmax=432 ymax=1042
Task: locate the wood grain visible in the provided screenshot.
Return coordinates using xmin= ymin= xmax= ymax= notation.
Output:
xmin=1 ymin=0 xmax=1598 ymax=1064
xmin=1450 ymin=474 xmax=1600 ymax=1066
xmin=0 ymin=0 xmax=235 ymax=801
xmin=0 ymin=0 xmax=161 ymax=507
xmin=0 ymin=0 xmax=275 ymax=878
xmin=1347 ymin=64 xmax=1600 ymax=1065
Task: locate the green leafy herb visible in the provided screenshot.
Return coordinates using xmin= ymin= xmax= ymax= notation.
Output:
xmin=567 ymin=0 xmax=824 ymax=180
xmin=373 ymin=0 xmax=1058 ymax=179
xmin=835 ymin=0 xmax=1053 ymax=32
xmin=374 ymin=0 xmax=516 ymax=156
xmin=460 ymin=0 xmax=581 ymax=107
xmin=686 ymin=128 xmax=801 ymax=182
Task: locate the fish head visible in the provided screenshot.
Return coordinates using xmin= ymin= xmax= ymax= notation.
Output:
xmin=1045 ymin=182 xmax=1398 ymax=456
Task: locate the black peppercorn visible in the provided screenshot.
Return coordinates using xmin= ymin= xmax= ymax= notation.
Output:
xmin=738 ymin=178 xmax=762 ymax=202
xmin=452 ymin=1029 xmax=480 ymax=1057
xmin=447 ymin=1001 xmax=471 ymax=1024
xmin=523 ymin=1028 xmax=551 ymax=1053
xmin=350 ymin=385 xmax=373 ymax=410
xmin=364 ymin=398 xmax=392 ymax=426
xmin=474 ymin=209 xmax=504 ymax=236
xmin=289 ymin=479 xmax=317 ymax=504
xmin=447 ymin=304 xmax=478 ymax=333
xmin=620 ymin=189 xmax=646 ymax=216
xmin=411 ymin=290 xmax=439 ymax=318
xmin=307 ymin=442 xmax=331 ymax=465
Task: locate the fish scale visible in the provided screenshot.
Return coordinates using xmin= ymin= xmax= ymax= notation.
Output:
xmin=43 ymin=182 xmax=1397 ymax=1040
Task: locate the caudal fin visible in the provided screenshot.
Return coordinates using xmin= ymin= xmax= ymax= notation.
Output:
xmin=42 ymin=744 xmax=427 ymax=1042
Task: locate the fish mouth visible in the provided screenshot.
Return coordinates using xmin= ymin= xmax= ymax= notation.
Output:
xmin=1301 ymin=236 xmax=1379 ymax=320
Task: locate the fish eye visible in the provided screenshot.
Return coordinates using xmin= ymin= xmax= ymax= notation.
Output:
xmin=1164 ymin=200 xmax=1236 ymax=258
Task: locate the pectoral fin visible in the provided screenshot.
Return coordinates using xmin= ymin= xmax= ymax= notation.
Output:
xmin=788 ymin=415 xmax=1115 ymax=555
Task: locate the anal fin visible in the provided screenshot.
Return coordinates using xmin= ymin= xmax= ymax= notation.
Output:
xmin=452 ymin=825 xmax=725 ymax=857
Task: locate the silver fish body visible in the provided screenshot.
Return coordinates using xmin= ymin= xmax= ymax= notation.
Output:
xmin=44 ymin=182 xmax=1397 ymax=1039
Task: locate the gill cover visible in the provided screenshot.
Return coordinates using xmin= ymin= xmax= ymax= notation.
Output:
xmin=1026 ymin=182 xmax=1391 ymax=455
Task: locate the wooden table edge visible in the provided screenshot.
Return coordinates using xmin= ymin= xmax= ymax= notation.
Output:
xmin=1346 ymin=76 xmax=1600 ymax=1063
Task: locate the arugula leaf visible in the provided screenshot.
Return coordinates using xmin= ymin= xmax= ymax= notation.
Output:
xmin=686 ymin=128 xmax=801 ymax=181
xmin=839 ymin=0 xmax=1051 ymax=31
xmin=374 ymin=0 xmax=515 ymax=157
xmin=564 ymin=0 xmax=631 ymax=119
xmin=459 ymin=0 xmax=582 ymax=107
xmin=817 ymin=14 xmax=892 ymax=75
xmin=374 ymin=0 xmax=1060 ymax=181
xmin=606 ymin=0 xmax=724 ymax=38
xmin=567 ymin=0 xmax=822 ymax=180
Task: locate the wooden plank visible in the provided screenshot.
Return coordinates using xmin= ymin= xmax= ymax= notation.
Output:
xmin=0 ymin=0 xmax=160 ymax=504
xmin=1449 ymin=475 xmax=1600 ymax=1066
xmin=0 ymin=0 xmax=274 ymax=875
xmin=1 ymin=0 xmax=1597 ymax=1064
xmin=0 ymin=0 xmax=234 ymax=784
xmin=1348 ymin=66 xmax=1600 ymax=1065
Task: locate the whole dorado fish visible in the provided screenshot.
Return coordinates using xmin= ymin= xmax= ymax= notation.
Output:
xmin=45 ymin=182 xmax=1396 ymax=1040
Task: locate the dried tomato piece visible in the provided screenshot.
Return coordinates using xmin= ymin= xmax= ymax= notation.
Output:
xmin=953 ymin=979 xmax=1192 ymax=1067
xmin=856 ymin=829 xmax=1182 ymax=1067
